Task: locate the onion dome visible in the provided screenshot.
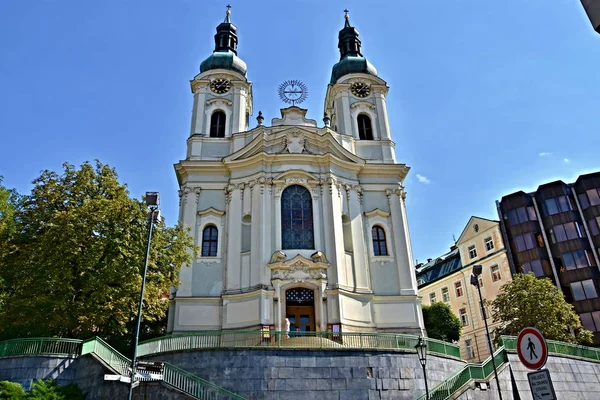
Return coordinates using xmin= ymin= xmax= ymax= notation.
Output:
xmin=330 ymin=10 xmax=378 ymax=84
xmin=200 ymin=6 xmax=247 ymax=76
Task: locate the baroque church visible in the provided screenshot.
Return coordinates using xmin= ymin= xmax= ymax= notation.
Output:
xmin=167 ymin=8 xmax=424 ymax=337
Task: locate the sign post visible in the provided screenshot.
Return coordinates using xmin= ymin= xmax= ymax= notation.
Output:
xmin=527 ymin=369 xmax=556 ymax=400
xmin=517 ymin=328 xmax=556 ymax=400
xmin=516 ymin=327 xmax=548 ymax=370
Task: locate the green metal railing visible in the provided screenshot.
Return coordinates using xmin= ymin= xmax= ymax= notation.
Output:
xmin=162 ymin=363 xmax=246 ymax=400
xmin=137 ymin=330 xmax=461 ymax=359
xmin=0 ymin=337 xmax=82 ymax=358
xmin=416 ymin=347 xmax=508 ymax=400
xmin=81 ymin=337 xmax=131 ymax=375
xmin=499 ymin=335 xmax=600 ymax=362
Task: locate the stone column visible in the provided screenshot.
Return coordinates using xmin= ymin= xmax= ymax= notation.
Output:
xmin=347 ymin=185 xmax=371 ymax=291
xmin=262 ymin=178 xmax=273 ymax=285
xmin=274 ymin=185 xmax=283 ymax=250
xmin=225 ymin=184 xmax=243 ymax=290
xmin=231 ymin=86 xmax=248 ymax=135
xmin=386 ymin=187 xmax=418 ymax=296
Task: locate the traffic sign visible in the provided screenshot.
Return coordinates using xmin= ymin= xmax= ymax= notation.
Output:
xmin=517 ymin=327 xmax=548 ymax=370
xmin=527 ymin=369 xmax=556 ymax=400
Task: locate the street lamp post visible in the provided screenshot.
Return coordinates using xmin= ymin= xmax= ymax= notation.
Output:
xmin=128 ymin=192 xmax=160 ymax=400
xmin=415 ymin=336 xmax=429 ymax=400
xmin=470 ymin=264 xmax=503 ymax=400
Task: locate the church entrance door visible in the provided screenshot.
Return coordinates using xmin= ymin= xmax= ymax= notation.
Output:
xmin=286 ymin=305 xmax=315 ymax=332
xmin=285 ymin=287 xmax=316 ymax=333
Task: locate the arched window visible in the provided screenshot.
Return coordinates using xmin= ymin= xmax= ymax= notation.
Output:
xmin=357 ymin=114 xmax=373 ymax=140
xmin=210 ymin=111 xmax=226 ymax=138
xmin=281 ymin=185 xmax=314 ymax=249
xmin=372 ymin=225 xmax=388 ymax=256
xmin=201 ymin=225 xmax=218 ymax=256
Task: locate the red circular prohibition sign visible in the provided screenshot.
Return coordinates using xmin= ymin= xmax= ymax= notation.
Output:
xmin=516 ymin=327 xmax=548 ymax=370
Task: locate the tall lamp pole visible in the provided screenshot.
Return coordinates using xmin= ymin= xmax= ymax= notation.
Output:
xmin=128 ymin=192 xmax=160 ymax=400
xmin=471 ymin=264 xmax=503 ymax=400
xmin=415 ymin=336 xmax=429 ymax=400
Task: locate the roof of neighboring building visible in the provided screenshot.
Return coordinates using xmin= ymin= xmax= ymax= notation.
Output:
xmin=415 ymin=248 xmax=462 ymax=287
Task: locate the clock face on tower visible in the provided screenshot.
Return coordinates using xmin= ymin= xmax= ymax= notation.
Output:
xmin=210 ymin=78 xmax=231 ymax=94
xmin=351 ymin=82 xmax=370 ymax=98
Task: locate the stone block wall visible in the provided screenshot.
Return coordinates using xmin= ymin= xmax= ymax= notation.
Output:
xmin=143 ymin=349 xmax=465 ymax=400
xmin=0 ymin=355 xmax=77 ymax=390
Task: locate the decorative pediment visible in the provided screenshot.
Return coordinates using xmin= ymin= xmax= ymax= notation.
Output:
xmin=223 ymin=127 xmax=365 ymax=165
xmin=198 ymin=207 xmax=225 ymax=217
xmin=268 ymin=252 xmax=329 ymax=282
xmin=271 ymin=106 xmax=317 ymax=127
xmin=364 ymin=208 xmax=390 ymax=218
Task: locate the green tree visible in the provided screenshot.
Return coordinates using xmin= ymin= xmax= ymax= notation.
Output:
xmin=0 ymin=162 xmax=197 ymax=352
xmin=491 ymin=273 xmax=592 ymax=344
xmin=423 ymin=302 xmax=462 ymax=342
xmin=0 ymin=177 xmax=20 ymax=314
xmin=0 ymin=380 xmax=26 ymax=399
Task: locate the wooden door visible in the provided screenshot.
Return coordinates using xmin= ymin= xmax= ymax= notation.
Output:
xmin=286 ymin=305 xmax=315 ymax=332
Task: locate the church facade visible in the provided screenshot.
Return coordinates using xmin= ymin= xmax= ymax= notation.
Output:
xmin=167 ymin=9 xmax=424 ymax=336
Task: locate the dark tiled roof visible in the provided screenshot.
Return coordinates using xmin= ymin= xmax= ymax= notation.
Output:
xmin=416 ymin=248 xmax=462 ymax=287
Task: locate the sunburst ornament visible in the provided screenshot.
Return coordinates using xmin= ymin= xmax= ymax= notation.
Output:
xmin=278 ymin=80 xmax=308 ymax=106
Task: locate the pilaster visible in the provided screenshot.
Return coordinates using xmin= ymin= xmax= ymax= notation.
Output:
xmin=347 ymin=185 xmax=370 ymax=291
xmin=177 ymin=186 xmax=201 ymax=297
xmin=226 ymin=184 xmax=243 ymax=290
xmin=386 ymin=187 xmax=418 ymax=296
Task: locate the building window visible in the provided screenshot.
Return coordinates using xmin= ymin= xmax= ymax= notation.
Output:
xmin=209 ymin=111 xmax=226 ymax=137
xmin=281 ymin=185 xmax=314 ymax=249
xmin=201 ymin=225 xmax=218 ymax=257
xmin=357 ymin=114 xmax=374 ymax=140
xmin=442 ymin=287 xmax=450 ymax=302
xmin=588 ymin=217 xmax=600 ymax=236
xmin=586 ymin=188 xmax=600 ymax=207
xmin=562 ymin=250 xmax=593 ymax=270
xmin=429 ymin=292 xmax=436 ymax=304
xmin=544 ymin=195 xmax=572 ymax=216
xmin=372 ymin=225 xmax=388 ymax=256
xmin=514 ymin=232 xmax=541 ymax=252
xmin=459 ymin=308 xmax=469 ymax=326
xmin=468 ymin=245 xmax=477 ymax=259
xmin=507 ymin=206 xmax=537 ymax=225
xmin=580 ymin=311 xmax=600 ymax=332
xmin=548 ymin=221 xmax=585 ymax=244
xmin=571 ymin=280 xmax=598 ymax=301
xmin=485 ymin=237 xmax=494 ymax=251
xmin=490 ymin=265 xmax=501 ymax=282
xmin=465 ymin=339 xmax=475 ymax=359
xmin=522 ymin=260 xmax=544 ymax=277
xmin=455 ymin=281 xmax=464 ymax=297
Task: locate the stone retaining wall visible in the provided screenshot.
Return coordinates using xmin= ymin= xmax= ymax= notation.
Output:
xmin=143 ymin=349 xmax=465 ymax=400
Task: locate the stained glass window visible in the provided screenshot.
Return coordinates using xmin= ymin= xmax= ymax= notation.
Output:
xmin=372 ymin=225 xmax=388 ymax=256
xmin=281 ymin=185 xmax=314 ymax=249
xmin=201 ymin=225 xmax=218 ymax=256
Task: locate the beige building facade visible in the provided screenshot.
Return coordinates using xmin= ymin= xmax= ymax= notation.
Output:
xmin=416 ymin=217 xmax=512 ymax=362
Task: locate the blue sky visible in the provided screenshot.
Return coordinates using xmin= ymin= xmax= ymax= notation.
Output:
xmin=1 ymin=1 xmax=599 ymax=263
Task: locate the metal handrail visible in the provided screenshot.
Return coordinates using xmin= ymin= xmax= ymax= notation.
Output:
xmin=415 ymin=346 xmax=507 ymax=400
xmin=79 ymin=337 xmax=246 ymax=399
xmin=0 ymin=337 xmax=82 ymax=358
xmin=499 ymin=335 xmax=600 ymax=362
xmin=137 ymin=330 xmax=461 ymax=359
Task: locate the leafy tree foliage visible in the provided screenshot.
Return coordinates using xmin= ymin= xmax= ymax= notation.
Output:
xmin=0 ymin=177 xmax=20 ymax=313
xmin=0 ymin=379 xmax=83 ymax=400
xmin=0 ymin=162 xmax=197 ymax=351
xmin=423 ymin=302 xmax=462 ymax=342
xmin=0 ymin=380 xmax=26 ymax=399
xmin=491 ymin=273 xmax=593 ymax=344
